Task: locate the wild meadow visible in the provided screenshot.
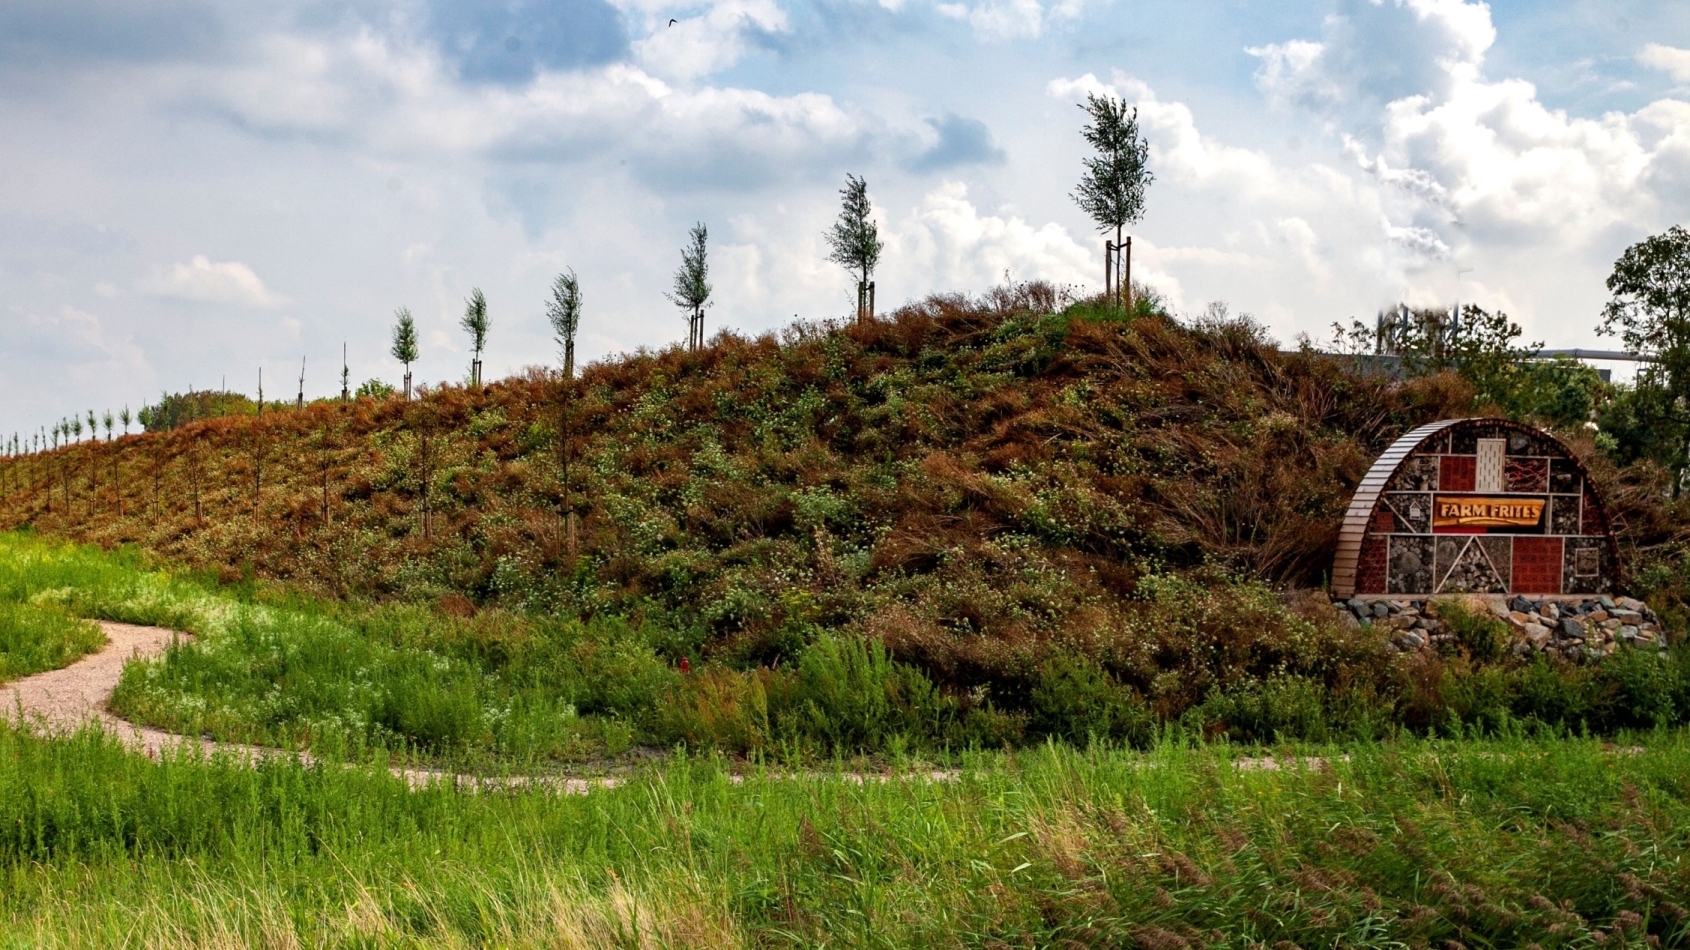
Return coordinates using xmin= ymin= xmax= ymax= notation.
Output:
xmin=0 ymin=721 xmax=1687 ymax=948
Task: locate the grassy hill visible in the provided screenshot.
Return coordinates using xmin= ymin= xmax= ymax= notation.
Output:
xmin=4 ymin=285 xmax=1689 ymax=759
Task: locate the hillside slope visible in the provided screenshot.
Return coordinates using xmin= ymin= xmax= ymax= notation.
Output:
xmin=0 ymin=289 xmax=1660 ymax=659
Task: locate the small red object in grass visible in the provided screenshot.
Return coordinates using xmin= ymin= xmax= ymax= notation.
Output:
xmin=680 ymin=657 xmax=690 ymax=674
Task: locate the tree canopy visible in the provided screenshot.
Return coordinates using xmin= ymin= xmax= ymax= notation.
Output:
xmin=825 ymin=175 xmax=883 ymax=291
xmin=1599 ymin=226 xmax=1690 ymax=488
xmin=547 ymin=269 xmax=583 ymax=379
xmin=1072 ymin=93 xmax=1153 ymax=240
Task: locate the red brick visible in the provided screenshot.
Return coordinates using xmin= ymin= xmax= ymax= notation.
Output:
xmin=1440 ymin=455 xmax=1476 ymax=492
xmin=1357 ymin=534 xmax=1387 ymax=594
xmin=1581 ymin=486 xmax=1607 ymax=536
xmin=1512 ymin=536 xmax=1562 ymax=594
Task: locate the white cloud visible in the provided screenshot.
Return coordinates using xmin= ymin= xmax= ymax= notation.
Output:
xmin=1639 ymin=44 xmax=1690 ymax=84
xmin=143 ymin=255 xmax=280 ymax=307
xmin=1048 ymin=72 xmax=1285 ymax=199
xmin=936 ymin=0 xmax=1085 ymax=41
xmin=887 ymin=181 xmax=1094 ymax=290
xmin=195 ymin=31 xmax=890 ymax=189
xmin=1247 ymin=0 xmax=1496 ymax=115
xmin=630 ymin=0 xmax=788 ymax=81
xmin=1227 ymin=0 xmax=1690 ymax=304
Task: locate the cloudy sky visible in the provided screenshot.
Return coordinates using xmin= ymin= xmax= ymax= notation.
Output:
xmin=4 ymin=0 xmax=1689 ymax=438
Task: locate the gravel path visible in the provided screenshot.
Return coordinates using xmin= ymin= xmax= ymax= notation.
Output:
xmin=0 ymin=620 xmax=281 ymax=762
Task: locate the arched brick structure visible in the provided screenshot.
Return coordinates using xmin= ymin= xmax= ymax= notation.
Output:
xmin=1333 ymin=418 xmax=1617 ymax=599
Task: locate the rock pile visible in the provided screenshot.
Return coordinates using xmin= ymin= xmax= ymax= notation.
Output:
xmin=1333 ymin=595 xmax=1666 ymax=660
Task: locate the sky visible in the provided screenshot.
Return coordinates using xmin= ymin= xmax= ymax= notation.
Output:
xmin=3 ymin=0 xmax=1689 ymax=440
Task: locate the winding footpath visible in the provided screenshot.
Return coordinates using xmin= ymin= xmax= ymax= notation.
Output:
xmin=0 ymin=621 xmax=292 ymax=764
xmin=0 ymin=621 xmax=625 ymax=792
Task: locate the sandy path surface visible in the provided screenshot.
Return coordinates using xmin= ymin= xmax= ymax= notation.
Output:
xmin=0 ymin=621 xmax=283 ymax=763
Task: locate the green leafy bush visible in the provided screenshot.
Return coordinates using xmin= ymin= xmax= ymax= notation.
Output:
xmin=1027 ymin=650 xmax=1153 ymax=746
xmin=1436 ymin=599 xmax=1511 ymax=662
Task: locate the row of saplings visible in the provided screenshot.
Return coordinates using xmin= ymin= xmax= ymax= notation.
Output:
xmin=652 ymin=605 xmax=1690 ymax=755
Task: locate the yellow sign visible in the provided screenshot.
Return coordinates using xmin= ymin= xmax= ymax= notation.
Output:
xmin=1433 ymin=495 xmax=1545 ymax=529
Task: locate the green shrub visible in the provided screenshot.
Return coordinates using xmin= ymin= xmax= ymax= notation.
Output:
xmin=569 ymin=621 xmax=679 ymax=724
xmin=1028 ymin=651 xmax=1153 ymax=746
xmin=1436 ymin=600 xmax=1510 ymax=663
xmin=1595 ymin=646 xmax=1681 ymax=729
xmin=787 ymin=635 xmax=947 ymax=754
xmin=1196 ymin=675 xmax=1329 ymax=743
xmin=1438 ymin=665 xmax=1517 ymax=736
xmin=1510 ymin=657 xmax=1600 ymax=729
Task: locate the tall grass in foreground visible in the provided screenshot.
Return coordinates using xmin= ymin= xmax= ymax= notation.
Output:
xmin=0 ymin=722 xmax=1686 ymax=947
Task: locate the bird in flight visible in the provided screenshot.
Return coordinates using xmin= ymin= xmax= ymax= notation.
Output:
xmin=669 ymin=18 xmax=677 ymax=25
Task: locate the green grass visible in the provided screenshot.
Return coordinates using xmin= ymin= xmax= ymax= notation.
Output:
xmin=0 ymin=602 xmax=102 ymax=682
xmin=7 ymin=530 xmax=1690 ymax=774
xmin=0 ymin=724 xmax=1687 ymax=947
xmin=1 ymin=531 xmax=1689 ymax=945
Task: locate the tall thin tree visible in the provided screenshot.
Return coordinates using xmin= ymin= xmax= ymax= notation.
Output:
xmin=667 ymin=225 xmax=712 ymax=351
xmin=825 ymin=175 xmax=884 ymax=323
xmin=547 ymin=268 xmax=585 ymax=553
xmin=547 ymin=269 xmax=583 ymax=381
xmin=462 ymin=289 xmax=490 ymax=386
xmin=1072 ymin=92 xmax=1153 ymax=311
xmin=392 ymin=307 xmax=420 ymax=400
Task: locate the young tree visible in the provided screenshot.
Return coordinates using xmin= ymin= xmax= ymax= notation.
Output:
xmin=103 ymin=411 xmax=114 ymax=442
xmin=1599 ymin=225 xmax=1690 ymax=490
xmin=1072 ymin=92 xmax=1153 ymax=310
xmin=391 ymin=307 xmax=419 ymax=399
xmin=547 ymin=269 xmax=583 ymax=379
xmin=667 ymin=225 xmax=712 ymax=351
xmin=547 ymin=268 xmax=585 ymax=553
xmin=825 ymin=175 xmax=884 ymax=323
xmin=462 ymin=288 xmax=490 ymax=386
xmin=120 ymin=406 xmax=131 ymax=436
xmin=87 ymin=410 xmax=97 ymax=442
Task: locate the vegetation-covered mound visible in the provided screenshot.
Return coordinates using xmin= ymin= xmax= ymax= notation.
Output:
xmin=5 ymin=287 xmax=1690 ymax=758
